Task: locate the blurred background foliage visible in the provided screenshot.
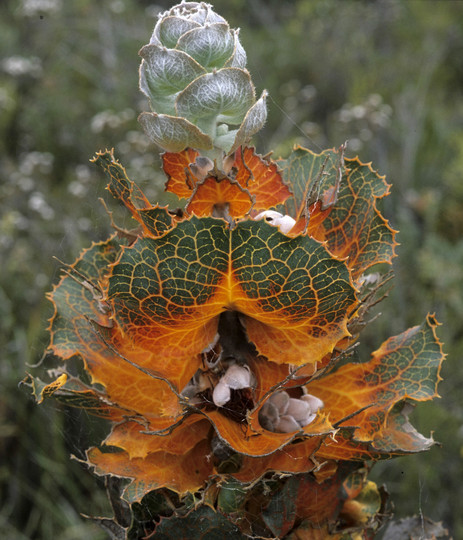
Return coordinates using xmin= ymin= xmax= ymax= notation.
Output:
xmin=1 ymin=0 xmax=462 ymax=538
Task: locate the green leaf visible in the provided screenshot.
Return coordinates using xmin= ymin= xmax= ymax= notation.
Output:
xmin=50 ymin=237 xmax=121 ymax=359
xmin=139 ymin=45 xmax=206 ymax=115
xmin=157 ymin=16 xmax=201 ymax=49
xmin=147 ymin=506 xmax=248 ymax=539
xmin=107 ymin=216 xmax=357 ymax=368
xmin=93 ymin=150 xmax=174 ymax=237
xmin=281 ymin=146 xmax=397 ymax=278
xmin=307 ymin=314 xmax=445 ymax=447
xmin=228 ymin=90 xmax=268 ymax=154
xmin=175 ymin=68 xmax=255 ymax=128
xmin=280 ymin=147 xmax=340 ymax=219
xmin=217 ymin=479 xmax=247 ymax=513
xmin=138 ymin=112 xmax=213 ymax=152
xmin=176 ymin=23 xmax=235 ymax=69
xmin=93 ymin=150 xmax=149 ymax=210
xmin=137 ymin=207 xmax=174 ymax=237
xmin=262 ymin=476 xmax=298 ymax=537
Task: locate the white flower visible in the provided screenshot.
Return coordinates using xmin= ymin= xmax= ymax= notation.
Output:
xmin=212 ymin=364 xmax=254 ymax=407
xmin=259 ymin=390 xmax=324 ymax=433
xmin=254 ymin=210 xmax=295 ymax=233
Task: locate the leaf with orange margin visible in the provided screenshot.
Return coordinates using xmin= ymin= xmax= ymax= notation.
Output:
xmin=234 ymin=146 xmax=292 ymax=212
xmin=93 ymin=150 xmax=174 ymax=238
xmin=315 ymin=430 xmax=391 ymax=462
xmin=307 ymin=157 xmax=398 ymax=280
xmin=107 ymin=217 xmax=358 ymax=370
xmin=186 ymin=176 xmax=253 ymax=218
xmin=23 ymin=374 xmax=138 ymax=422
xmin=103 ymin=416 xmax=211 ymax=459
xmin=232 ymin=438 xmax=321 ymax=483
xmin=279 ymin=147 xmax=341 ymax=222
xmin=305 ymin=314 xmax=444 ymax=446
xmin=280 ymin=147 xmax=397 ymax=280
xmin=162 ymin=148 xmax=200 ymax=199
xmin=23 ymin=372 xmax=68 ymax=404
xmin=48 ymin=238 xmax=185 ymax=421
xmin=315 ymin=404 xmax=434 ymax=462
xmin=369 ymin=401 xmax=435 ymax=453
xmin=87 ymin=438 xmax=213 ymax=502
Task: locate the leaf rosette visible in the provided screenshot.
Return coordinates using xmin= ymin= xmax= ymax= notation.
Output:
xmin=26 ymin=147 xmax=444 ymax=514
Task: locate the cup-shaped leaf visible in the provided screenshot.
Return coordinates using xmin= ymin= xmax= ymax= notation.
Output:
xmin=176 ymin=22 xmax=236 ymax=69
xmin=176 ymin=68 xmax=255 ymax=133
xmin=139 ymin=45 xmax=206 ymax=115
xmin=226 ymin=90 xmax=268 ymax=154
xmin=138 ymin=112 xmax=213 ymax=152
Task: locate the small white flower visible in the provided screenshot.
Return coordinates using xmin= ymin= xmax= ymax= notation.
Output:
xmin=221 ymin=364 xmax=253 ymax=390
xmin=212 ymin=364 xmax=255 ymax=407
xmin=274 ymin=415 xmax=300 ymax=433
xmin=268 ymin=390 xmax=289 ymax=413
xmin=286 ymin=397 xmax=311 ymax=422
xmin=259 ymin=390 xmax=324 ymax=433
xmin=254 ymin=210 xmax=296 ymax=233
xmin=300 ymin=394 xmax=324 ymax=412
xmin=212 ymin=381 xmax=231 ymax=408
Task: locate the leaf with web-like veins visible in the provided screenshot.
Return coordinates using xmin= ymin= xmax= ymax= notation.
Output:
xmin=281 ymin=147 xmax=397 ymax=279
xmin=306 ymin=314 xmax=444 ymax=452
xmin=87 ymin=439 xmax=213 ymax=501
xmin=107 ymin=216 xmax=357 ymax=369
xmin=162 ymin=146 xmax=291 ymax=218
xmin=93 ymin=149 xmax=174 ymax=238
xmin=48 ymin=238 xmax=185 ymax=423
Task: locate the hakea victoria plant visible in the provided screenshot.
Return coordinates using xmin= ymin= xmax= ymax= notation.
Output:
xmin=25 ymin=2 xmax=445 ymax=539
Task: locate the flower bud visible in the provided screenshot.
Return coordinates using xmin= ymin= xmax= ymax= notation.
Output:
xmin=268 ymin=390 xmax=289 ymax=414
xmin=286 ymin=397 xmax=311 ymax=422
xmin=138 ymin=2 xmax=267 ymax=154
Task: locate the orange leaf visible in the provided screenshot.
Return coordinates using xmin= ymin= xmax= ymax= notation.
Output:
xmin=48 ymin=239 xmax=185 ymax=421
xmin=163 ymin=148 xmax=201 ymax=199
xmin=203 ymin=409 xmax=333 ymax=457
xmin=186 ymin=176 xmax=252 ymax=218
xmin=87 ymin=438 xmax=213 ymax=502
xmin=163 ymin=147 xmax=291 ymax=219
xmin=103 ymin=416 xmax=211 ymax=459
xmin=107 ymin=217 xmax=357 ymax=370
xmin=234 ymin=146 xmax=292 ymax=212
xmin=234 ymin=438 xmax=321 ymax=483
xmin=305 ymin=314 xmax=444 ymax=444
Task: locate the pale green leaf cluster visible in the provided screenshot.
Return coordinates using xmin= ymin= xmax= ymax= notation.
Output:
xmin=138 ymin=1 xmax=267 ymax=156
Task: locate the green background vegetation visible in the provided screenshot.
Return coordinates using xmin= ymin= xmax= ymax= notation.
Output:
xmin=1 ymin=0 xmax=462 ymax=537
